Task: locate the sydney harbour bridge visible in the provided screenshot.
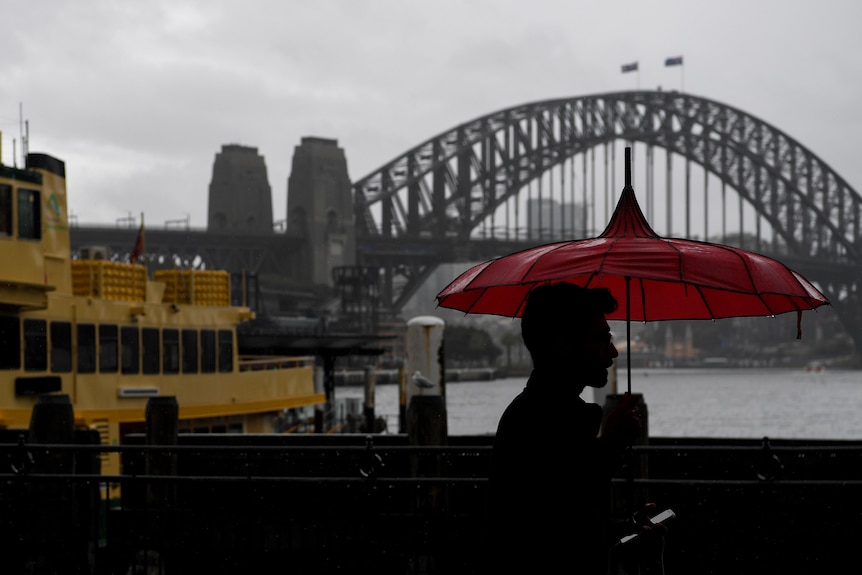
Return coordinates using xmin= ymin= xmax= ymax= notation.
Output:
xmin=69 ymin=90 xmax=862 ymax=354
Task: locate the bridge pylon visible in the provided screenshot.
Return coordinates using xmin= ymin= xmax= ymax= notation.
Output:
xmin=287 ymin=137 xmax=356 ymax=286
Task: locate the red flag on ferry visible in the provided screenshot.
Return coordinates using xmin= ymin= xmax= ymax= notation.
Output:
xmin=130 ymin=215 xmax=145 ymax=264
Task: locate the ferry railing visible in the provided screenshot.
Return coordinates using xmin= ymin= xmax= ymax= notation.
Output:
xmin=1 ymin=438 xmax=861 ymax=574
xmin=237 ymin=354 xmax=315 ymax=371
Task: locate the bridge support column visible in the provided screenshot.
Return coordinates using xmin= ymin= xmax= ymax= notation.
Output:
xmin=287 ymin=137 xmax=356 ymax=286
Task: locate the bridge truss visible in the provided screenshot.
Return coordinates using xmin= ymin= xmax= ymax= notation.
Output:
xmin=352 ymin=90 xmax=862 ymax=350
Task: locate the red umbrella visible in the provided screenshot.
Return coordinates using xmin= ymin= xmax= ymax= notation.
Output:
xmin=436 ymin=148 xmax=830 ymax=392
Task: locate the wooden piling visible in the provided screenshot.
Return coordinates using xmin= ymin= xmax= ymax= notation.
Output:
xmin=404 ymin=315 xmax=448 ymax=575
xmin=26 ymin=394 xmax=77 ymax=573
xmin=145 ymin=396 xmax=178 ymax=509
xmin=363 ymin=365 xmax=377 ymax=432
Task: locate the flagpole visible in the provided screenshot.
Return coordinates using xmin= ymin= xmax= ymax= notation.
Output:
xmin=131 ymin=212 xmax=145 ymax=265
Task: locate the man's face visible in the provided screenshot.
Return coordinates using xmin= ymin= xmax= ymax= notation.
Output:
xmin=572 ymin=315 xmax=619 ymax=388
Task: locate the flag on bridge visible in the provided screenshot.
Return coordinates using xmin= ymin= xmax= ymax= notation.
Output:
xmin=621 ymin=61 xmax=638 ymax=73
xmin=130 ymin=213 xmax=145 ymax=264
xmin=665 ymin=56 xmax=683 ymax=67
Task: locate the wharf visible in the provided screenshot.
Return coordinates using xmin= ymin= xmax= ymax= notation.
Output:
xmin=1 ymin=400 xmax=859 ymax=574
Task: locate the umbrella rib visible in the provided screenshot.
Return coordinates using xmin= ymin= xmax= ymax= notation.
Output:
xmin=680 ymin=240 xmax=825 ymax=316
xmin=666 ymin=237 xmax=786 ymax=315
xmin=521 ymin=242 xmax=574 ymax=283
xmin=720 ymin=243 xmax=780 ymax=316
xmin=785 ymin=269 xmax=825 ymax=311
xmin=513 ymin=294 xmax=530 ymax=318
xmin=663 ymin=237 xmax=686 ymax=284
xmin=458 ymin=286 xmax=488 ymax=316
xmin=665 ymin=237 xmax=791 ymax=318
xmin=693 ymin=284 xmax=716 ymax=319
xmin=592 ymin=236 xmax=621 ymax=282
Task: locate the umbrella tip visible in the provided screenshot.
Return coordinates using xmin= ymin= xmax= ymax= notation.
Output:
xmin=625 ymin=147 xmax=632 ymax=188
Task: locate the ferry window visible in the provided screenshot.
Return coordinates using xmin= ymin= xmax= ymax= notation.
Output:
xmin=200 ymin=329 xmax=216 ymax=373
xmin=0 ymin=184 xmax=11 ymax=236
xmin=17 ymin=188 xmax=41 ymax=240
xmin=163 ymin=329 xmax=179 ymax=374
xmin=50 ymin=321 xmax=72 ymax=372
xmin=77 ymin=324 xmax=96 ymax=373
xmin=0 ymin=316 xmax=21 ymax=369
xmin=181 ymin=329 xmax=198 ymax=373
xmin=142 ymin=328 xmax=160 ymax=374
xmin=217 ymin=329 xmax=233 ymax=373
xmin=99 ymin=325 xmax=118 ymax=373
xmin=121 ymin=326 xmax=139 ymax=374
xmin=23 ymin=319 xmax=47 ymax=371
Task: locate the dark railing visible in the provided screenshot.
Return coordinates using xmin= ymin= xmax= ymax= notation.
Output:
xmin=1 ymin=431 xmax=860 ymax=575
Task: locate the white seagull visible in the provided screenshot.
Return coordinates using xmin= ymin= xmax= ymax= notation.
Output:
xmin=412 ymin=370 xmax=435 ymax=393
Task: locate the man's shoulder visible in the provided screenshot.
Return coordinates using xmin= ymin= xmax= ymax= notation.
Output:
xmin=496 ymin=392 xmax=602 ymax=440
xmin=495 ymin=390 xmax=558 ymax=439
xmin=498 ymin=389 xmax=535 ymax=421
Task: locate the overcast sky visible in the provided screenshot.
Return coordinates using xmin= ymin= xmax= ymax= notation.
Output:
xmin=2 ymin=0 xmax=860 ymax=229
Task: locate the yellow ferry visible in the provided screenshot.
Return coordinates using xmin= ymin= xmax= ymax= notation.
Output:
xmin=0 ymin=151 xmax=325 ymax=476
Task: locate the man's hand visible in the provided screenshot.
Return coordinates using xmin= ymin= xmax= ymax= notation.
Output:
xmin=614 ymin=503 xmax=672 ymax=575
xmin=601 ymin=392 xmax=643 ymax=447
xmin=631 ymin=502 xmax=671 ymax=537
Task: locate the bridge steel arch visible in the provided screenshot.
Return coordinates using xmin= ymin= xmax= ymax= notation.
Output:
xmin=353 ymin=90 xmax=862 ymax=351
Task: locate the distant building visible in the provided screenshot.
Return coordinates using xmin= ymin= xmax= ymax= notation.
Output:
xmin=526 ymin=198 xmax=586 ymax=240
xmin=207 ymin=144 xmax=274 ymax=234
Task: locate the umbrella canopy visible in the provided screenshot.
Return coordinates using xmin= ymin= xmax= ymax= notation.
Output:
xmin=436 ymin=148 xmax=830 ymax=390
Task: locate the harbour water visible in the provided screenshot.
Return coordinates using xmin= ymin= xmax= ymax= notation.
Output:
xmin=337 ymin=366 xmax=862 ymax=440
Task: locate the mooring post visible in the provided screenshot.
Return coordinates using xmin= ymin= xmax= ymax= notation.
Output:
xmin=398 ymin=362 xmax=407 ymax=433
xmin=404 ymin=316 xmax=448 ymax=573
xmin=404 ymin=314 xmax=448 ymax=469
xmin=26 ymin=394 xmax=77 ymax=572
xmin=29 ymin=393 xmax=75 ymax=447
xmin=313 ymin=363 xmax=325 ymax=433
xmin=318 ymin=355 xmax=336 ymax=432
xmin=145 ymin=396 xmax=179 ymax=511
xmin=405 ymin=316 xmax=448 ymax=450
xmin=142 ymin=395 xmax=179 ymax=569
xmin=405 ymin=315 xmax=448 ymax=499
xmin=363 ymin=365 xmax=377 ymax=432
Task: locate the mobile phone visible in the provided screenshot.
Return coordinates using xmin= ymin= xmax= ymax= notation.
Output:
xmin=617 ymin=508 xmax=675 ymax=545
xmin=649 ymin=508 xmax=675 ymax=524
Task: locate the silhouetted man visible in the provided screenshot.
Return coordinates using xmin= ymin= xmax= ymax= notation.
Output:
xmin=486 ymin=282 xmax=643 ymax=574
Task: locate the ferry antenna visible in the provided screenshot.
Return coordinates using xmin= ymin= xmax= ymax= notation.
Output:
xmin=19 ymin=102 xmax=28 ymax=165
